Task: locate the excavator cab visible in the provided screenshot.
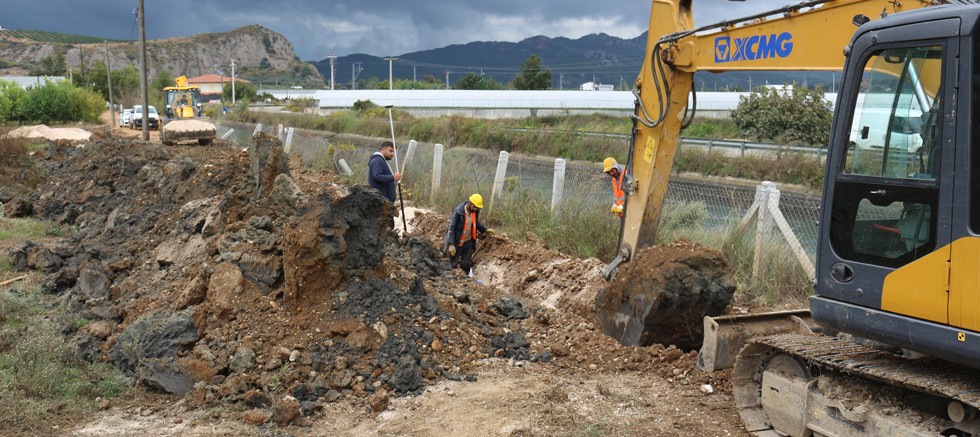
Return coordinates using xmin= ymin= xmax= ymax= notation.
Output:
xmin=164 ymin=80 xmax=203 ymax=120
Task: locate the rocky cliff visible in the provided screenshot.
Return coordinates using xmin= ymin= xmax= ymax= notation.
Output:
xmin=0 ymin=25 xmax=322 ymax=85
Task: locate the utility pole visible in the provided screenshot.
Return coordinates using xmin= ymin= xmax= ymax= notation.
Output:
xmin=327 ymin=55 xmax=337 ymax=90
xmin=383 ymin=57 xmax=398 ymax=90
xmin=105 ymin=41 xmax=114 ymax=125
xmin=138 ymin=0 xmax=148 ymax=141
xmin=231 ymin=59 xmax=237 ymax=104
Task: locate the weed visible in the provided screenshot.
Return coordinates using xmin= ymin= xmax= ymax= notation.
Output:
xmin=0 ymin=217 xmax=63 ymax=241
xmin=0 ymin=287 xmax=128 ymax=432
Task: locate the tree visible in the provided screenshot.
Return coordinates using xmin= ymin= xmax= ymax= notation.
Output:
xmin=730 ymin=84 xmax=832 ymax=146
xmin=223 ymin=81 xmax=258 ymax=102
xmin=512 ymin=55 xmax=552 ymax=90
xmin=454 ymin=72 xmax=503 ymax=90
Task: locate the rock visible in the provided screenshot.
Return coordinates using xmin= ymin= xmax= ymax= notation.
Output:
xmin=28 ymin=248 xmax=62 ymax=273
xmin=247 ymin=215 xmax=272 ymax=231
xmin=0 ymin=186 xmax=14 ymax=204
xmin=4 ymin=198 xmax=32 ymax=218
xmin=180 ymin=196 xmax=221 ymax=235
xmin=97 ymin=399 xmax=111 ymax=410
xmin=207 ymin=262 xmax=243 ymax=315
xmin=241 ymin=409 xmax=273 ymax=426
xmin=174 ymin=276 xmax=206 ymax=309
xmin=269 ymin=174 xmax=302 ymax=211
xmin=250 ymin=133 xmax=291 ymax=200
xmin=325 ymin=390 xmax=342 ymax=402
xmin=289 ymin=350 xmax=300 ymax=362
xmin=109 ymin=309 xmax=199 ymax=374
xmin=264 ymin=358 xmax=283 ymax=370
xmin=77 ymin=267 xmax=110 ymax=301
xmin=244 ymin=390 xmax=271 ymax=408
xmin=272 ymin=397 xmax=301 ymax=425
xmin=138 ymin=359 xmax=195 ymax=395
xmin=431 ymin=339 xmax=443 ymax=353
xmin=334 ymin=356 xmax=347 ymax=370
xmin=178 ymin=357 xmax=221 ymax=382
xmin=219 ymin=374 xmax=249 ymax=398
xmin=493 ymin=298 xmax=527 ymax=320
xmin=391 ymin=355 xmax=422 ymax=394
xmin=155 ymin=235 xmax=207 ymax=269
xmin=237 ymin=252 xmax=281 ymax=287
xmin=368 ymin=389 xmax=390 ymax=412
xmin=229 ymin=347 xmax=257 ymax=373
xmin=81 ymin=320 xmax=115 ymax=339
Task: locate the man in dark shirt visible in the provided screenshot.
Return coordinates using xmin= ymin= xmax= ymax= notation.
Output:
xmin=368 ymin=141 xmax=401 ymax=202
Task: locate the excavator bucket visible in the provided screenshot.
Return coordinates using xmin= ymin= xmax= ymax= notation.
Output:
xmin=696 ymin=309 xmax=816 ymax=372
xmin=161 ymin=119 xmax=217 ymax=146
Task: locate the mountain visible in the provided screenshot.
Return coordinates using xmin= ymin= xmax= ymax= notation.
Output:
xmin=0 ymin=25 xmax=322 ymax=86
xmin=310 ymin=32 xmax=842 ymax=92
xmin=311 ymin=33 xmax=649 ymax=90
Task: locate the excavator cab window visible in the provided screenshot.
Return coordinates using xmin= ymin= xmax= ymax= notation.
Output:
xmin=832 ymin=44 xmax=943 ymax=268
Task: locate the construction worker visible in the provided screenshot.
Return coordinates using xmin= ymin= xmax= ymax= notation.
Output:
xmin=603 ymin=157 xmax=627 ymax=217
xmin=444 ymin=193 xmax=494 ymax=276
xmin=368 ymin=141 xmax=402 ymax=202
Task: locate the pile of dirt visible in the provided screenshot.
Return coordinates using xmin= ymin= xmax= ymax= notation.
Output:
xmin=595 ymin=240 xmax=737 ymax=350
xmin=5 ymin=124 xmax=93 ymax=141
xmin=4 ymin=129 xmax=737 ymax=431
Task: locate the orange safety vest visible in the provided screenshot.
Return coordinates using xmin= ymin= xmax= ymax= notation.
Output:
xmin=611 ymin=167 xmax=627 ymax=206
xmin=459 ymin=212 xmax=478 ymax=245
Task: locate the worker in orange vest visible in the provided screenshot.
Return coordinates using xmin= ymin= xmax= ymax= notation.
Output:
xmin=603 ymin=157 xmax=627 ymax=218
xmin=444 ymin=193 xmax=494 ymax=276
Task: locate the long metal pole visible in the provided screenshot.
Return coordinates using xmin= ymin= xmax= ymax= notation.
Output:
xmin=386 ymin=105 xmax=407 ymax=234
xmin=105 ymin=41 xmax=114 ymax=127
xmin=138 ymin=0 xmax=148 ymax=141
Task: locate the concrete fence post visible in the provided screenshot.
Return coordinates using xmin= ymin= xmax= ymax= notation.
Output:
xmin=753 ymin=181 xmax=777 ymax=279
xmin=284 ymin=128 xmax=295 ymax=154
xmin=490 ymin=151 xmax=510 ymax=207
xmin=432 ymin=144 xmax=444 ymax=194
xmin=252 ymin=123 xmax=263 ymax=137
xmin=404 ymin=139 xmax=418 ymax=175
xmin=337 ymin=159 xmax=353 ymax=177
xmin=277 ymin=124 xmax=284 ymax=140
xmin=220 ymin=128 xmax=235 ymax=140
xmin=552 ymin=158 xmax=566 ymax=212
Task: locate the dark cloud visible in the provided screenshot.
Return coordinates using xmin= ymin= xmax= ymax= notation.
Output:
xmin=2 ymin=1 xmax=790 ymax=61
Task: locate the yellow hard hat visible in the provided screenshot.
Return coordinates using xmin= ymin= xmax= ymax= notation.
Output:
xmin=603 ymin=157 xmax=617 ymax=173
xmin=469 ymin=193 xmax=484 ymax=209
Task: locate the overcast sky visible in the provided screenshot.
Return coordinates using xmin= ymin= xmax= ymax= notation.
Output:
xmin=3 ymin=0 xmax=791 ymax=61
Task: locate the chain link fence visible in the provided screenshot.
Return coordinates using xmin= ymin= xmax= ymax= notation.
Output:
xmin=219 ymin=121 xmax=822 ymax=277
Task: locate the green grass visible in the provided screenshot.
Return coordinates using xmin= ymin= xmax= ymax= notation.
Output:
xmin=0 ymin=217 xmax=63 ymax=240
xmin=674 ymin=147 xmax=824 ymax=190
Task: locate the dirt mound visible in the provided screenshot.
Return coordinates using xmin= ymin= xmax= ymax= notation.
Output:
xmin=5 ymin=130 xmax=744 ymax=433
xmin=595 ymin=240 xmax=736 ymax=350
xmin=6 ymin=124 xmax=92 ymax=141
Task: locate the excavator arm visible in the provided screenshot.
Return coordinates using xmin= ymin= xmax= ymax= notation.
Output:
xmin=605 ymin=0 xmax=935 ymax=277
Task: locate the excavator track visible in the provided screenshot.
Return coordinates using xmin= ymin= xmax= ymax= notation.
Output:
xmin=734 ymin=334 xmax=980 ymax=436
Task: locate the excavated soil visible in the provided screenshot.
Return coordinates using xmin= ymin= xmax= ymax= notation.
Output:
xmin=2 ymin=128 xmax=749 ymax=435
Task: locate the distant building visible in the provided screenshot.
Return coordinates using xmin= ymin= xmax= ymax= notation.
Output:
xmin=0 ymin=76 xmax=66 ymax=90
xmin=185 ymin=74 xmax=251 ymax=99
xmin=580 ymin=81 xmax=615 ymax=91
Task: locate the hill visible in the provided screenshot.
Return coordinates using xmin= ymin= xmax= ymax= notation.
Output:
xmin=312 ymin=32 xmax=647 ymax=90
xmin=0 ymin=25 xmax=322 ymax=86
xmin=311 ymin=32 xmax=841 ymax=92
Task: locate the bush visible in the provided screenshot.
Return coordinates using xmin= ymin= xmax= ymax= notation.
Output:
xmin=730 ymin=84 xmax=832 ymax=146
xmin=0 ymin=80 xmax=104 ymax=124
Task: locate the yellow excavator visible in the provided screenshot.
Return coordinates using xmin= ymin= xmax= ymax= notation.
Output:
xmin=599 ymin=0 xmax=980 ymax=434
xmin=161 ymin=76 xmax=217 ymax=146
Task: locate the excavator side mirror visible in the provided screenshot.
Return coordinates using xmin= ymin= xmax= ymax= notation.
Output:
xmin=852 ymin=14 xmax=871 ymax=27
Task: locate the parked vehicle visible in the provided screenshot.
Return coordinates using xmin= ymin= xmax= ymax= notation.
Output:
xmin=118 ymin=108 xmax=133 ymax=127
xmin=130 ymin=105 xmax=159 ymax=130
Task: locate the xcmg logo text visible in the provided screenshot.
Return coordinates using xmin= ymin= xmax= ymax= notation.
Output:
xmin=714 ymin=32 xmax=794 ymax=63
